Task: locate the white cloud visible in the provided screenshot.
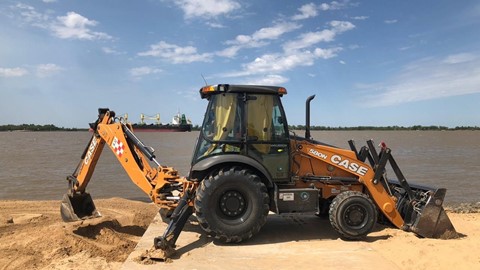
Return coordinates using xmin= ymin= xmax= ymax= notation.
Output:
xmin=313 ymin=47 xmax=343 ymax=58
xmin=219 ymin=19 xmax=351 ymax=80
xmin=129 ymin=66 xmax=163 ymax=77
xmin=220 ymin=22 xmax=301 ymax=57
xmin=319 ymin=0 xmax=351 ymax=11
xmin=102 ymin=47 xmax=125 ymax=55
xmin=206 ymin=22 xmax=226 ymax=28
xmin=283 ymin=30 xmax=335 ymax=52
xmin=399 ymin=45 xmax=414 ymax=51
xmin=12 ymin=3 xmax=50 ymax=29
xmin=283 ymin=21 xmax=354 ymax=52
xmin=216 ymin=46 xmax=242 ymax=58
xmin=51 ymin=12 xmax=112 ymax=40
xmin=224 ymin=35 xmax=266 ymax=48
xmin=292 ymin=3 xmax=318 ymax=20
xmin=138 ymin=41 xmax=213 ymax=63
xmin=222 ymin=47 xmax=342 ymax=77
xmin=330 ymin=20 xmax=356 ymax=32
xmin=0 ymin=67 xmax=29 ymax=77
xmin=252 ymin=22 xmax=301 ymax=40
xmin=42 ymin=0 xmax=57 ymax=3
xmin=0 ymin=64 xmax=62 ymax=78
xmin=339 ymin=60 xmax=346 ymax=64
xmin=174 ymin=0 xmax=240 ymax=18
xmin=442 ymin=53 xmax=476 ymax=64
xmin=384 ymin=19 xmax=398 ymax=24
xmin=10 ymin=5 xmax=112 ymax=41
xmin=349 ymin=44 xmax=360 ymax=50
xmin=291 ymin=1 xmax=352 ymax=20
xmin=352 ymin=16 xmax=369 ymax=20
xmin=244 ymin=53 xmax=305 ymax=74
xmin=243 ymin=75 xmax=289 ymax=85
xmin=36 ymin=63 xmax=63 ymax=78
xmin=359 ymin=53 xmax=480 ymax=107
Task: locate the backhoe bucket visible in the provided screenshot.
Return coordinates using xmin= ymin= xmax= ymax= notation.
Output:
xmin=60 ymin=193 xmax=101 ymax=222
xmin=409 ymin=188 xmax=457 ymax=239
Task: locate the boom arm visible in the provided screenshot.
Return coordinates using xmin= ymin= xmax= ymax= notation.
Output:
xmin=61 ymin=108 xmax=197 ymax=260
xmin=67 ymin=108 xmax=188 ymax=209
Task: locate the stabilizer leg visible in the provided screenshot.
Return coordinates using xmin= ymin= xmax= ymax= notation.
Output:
xmin=144 ymin=190 xmax=194 ymax=260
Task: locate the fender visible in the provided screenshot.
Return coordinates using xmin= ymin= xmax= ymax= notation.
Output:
xmin=190 ymin=154 xmax=274 ymax=187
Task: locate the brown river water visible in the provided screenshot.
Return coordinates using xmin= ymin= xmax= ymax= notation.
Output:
xmin=0 ymin=130 xmax=478 ymax=203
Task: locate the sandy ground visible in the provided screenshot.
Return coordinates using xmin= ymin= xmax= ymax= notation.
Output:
xmin=0 ymin=198 xmax=158 ymax=270
xmin=0 ymin=198 xmax=479 ymax=270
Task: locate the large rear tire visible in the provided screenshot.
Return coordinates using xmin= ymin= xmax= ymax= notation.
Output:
xmin=329 ymin=191 xmax=377 ymax=240
xmin=194 ymin=166 xmax=269 ymax=243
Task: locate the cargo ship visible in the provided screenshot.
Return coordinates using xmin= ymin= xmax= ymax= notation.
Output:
xmin=128 ymin=112 xmax=192 ymax=132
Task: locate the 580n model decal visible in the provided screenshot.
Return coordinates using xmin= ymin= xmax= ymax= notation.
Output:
xmin=308 ymin=148 xmax=327 ymax=160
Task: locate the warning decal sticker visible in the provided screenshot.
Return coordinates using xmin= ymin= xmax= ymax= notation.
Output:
xmin=112 ymin=137 xmax=125 ymax=157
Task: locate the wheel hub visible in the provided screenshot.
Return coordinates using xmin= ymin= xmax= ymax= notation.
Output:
xmin=344 ymin=205 xmax=366 ymax=227
xmin=220 ymin=190 xmax=246 ymax=217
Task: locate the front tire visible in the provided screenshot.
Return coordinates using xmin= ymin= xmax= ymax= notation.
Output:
xmin=329 ymin=191 xmax=377 ymax=240
xmin=194 ymin=166 xmax=269 ymax=243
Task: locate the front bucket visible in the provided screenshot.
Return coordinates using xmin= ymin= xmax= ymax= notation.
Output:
xmin=60 ymin=193 xmax=101 ymax=222
xmin=410 ymin=188 xmax=458 ymax=239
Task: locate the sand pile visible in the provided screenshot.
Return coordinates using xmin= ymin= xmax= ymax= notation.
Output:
xmin=0 ymin=198 xmax=157 ymax=270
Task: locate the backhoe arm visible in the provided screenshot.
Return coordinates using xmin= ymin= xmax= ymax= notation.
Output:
xmin=61 ymin=108 xmax=189 ymax=221
xmin=61 ymin=108 xmax=197 ymax=260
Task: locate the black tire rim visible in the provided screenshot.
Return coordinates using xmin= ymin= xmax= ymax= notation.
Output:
xmin=343 ymin=203 xmax=368 ymax=229
xmin=218 ymin=190 xmax=247 ymax=218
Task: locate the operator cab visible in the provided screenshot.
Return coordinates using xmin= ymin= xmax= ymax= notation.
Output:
xmin=191 ymin=84 xmax=290 ymax=182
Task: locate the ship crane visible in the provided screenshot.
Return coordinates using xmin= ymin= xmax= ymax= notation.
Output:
xmin=140 ymin=113 xmax=161 ymax=125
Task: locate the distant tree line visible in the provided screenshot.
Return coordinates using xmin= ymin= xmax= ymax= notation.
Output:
xmin=193 ymin=124 xmax=480 ymax=131
xmin=289 ymin=125 xmax=480 ymax=131
xmin=191 ymin=125 xmax=201 ymax=131
xmin=0 ymin=124 xmax=86 ymax=132
xmin=1 ymin=124 xmax=479 ymax=132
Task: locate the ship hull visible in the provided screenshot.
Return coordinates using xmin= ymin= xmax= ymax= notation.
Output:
xmin=131 ymin=124 xmax=192 ymax=132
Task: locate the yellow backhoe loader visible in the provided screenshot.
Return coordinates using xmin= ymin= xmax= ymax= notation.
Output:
xmin=61 ymin=84 xmax=457 ymax=260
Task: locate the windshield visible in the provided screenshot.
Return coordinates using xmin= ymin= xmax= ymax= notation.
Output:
xmin=192 ymin=92 xmax=288 ymax=163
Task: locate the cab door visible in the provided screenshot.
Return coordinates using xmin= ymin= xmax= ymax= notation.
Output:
xmin=245 ymin=94 xmax=290 ymax=182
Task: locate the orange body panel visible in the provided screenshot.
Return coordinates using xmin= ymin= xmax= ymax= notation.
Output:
xmin=290 ymin=139 xmax=404 ymax=228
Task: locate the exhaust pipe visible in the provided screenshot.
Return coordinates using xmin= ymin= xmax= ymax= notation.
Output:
xmin=305 ymin=95 xmax=316 ymax=140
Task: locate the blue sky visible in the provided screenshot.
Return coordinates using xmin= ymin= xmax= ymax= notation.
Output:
xmin=1 ymin=0 xmax=479 ymax=128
